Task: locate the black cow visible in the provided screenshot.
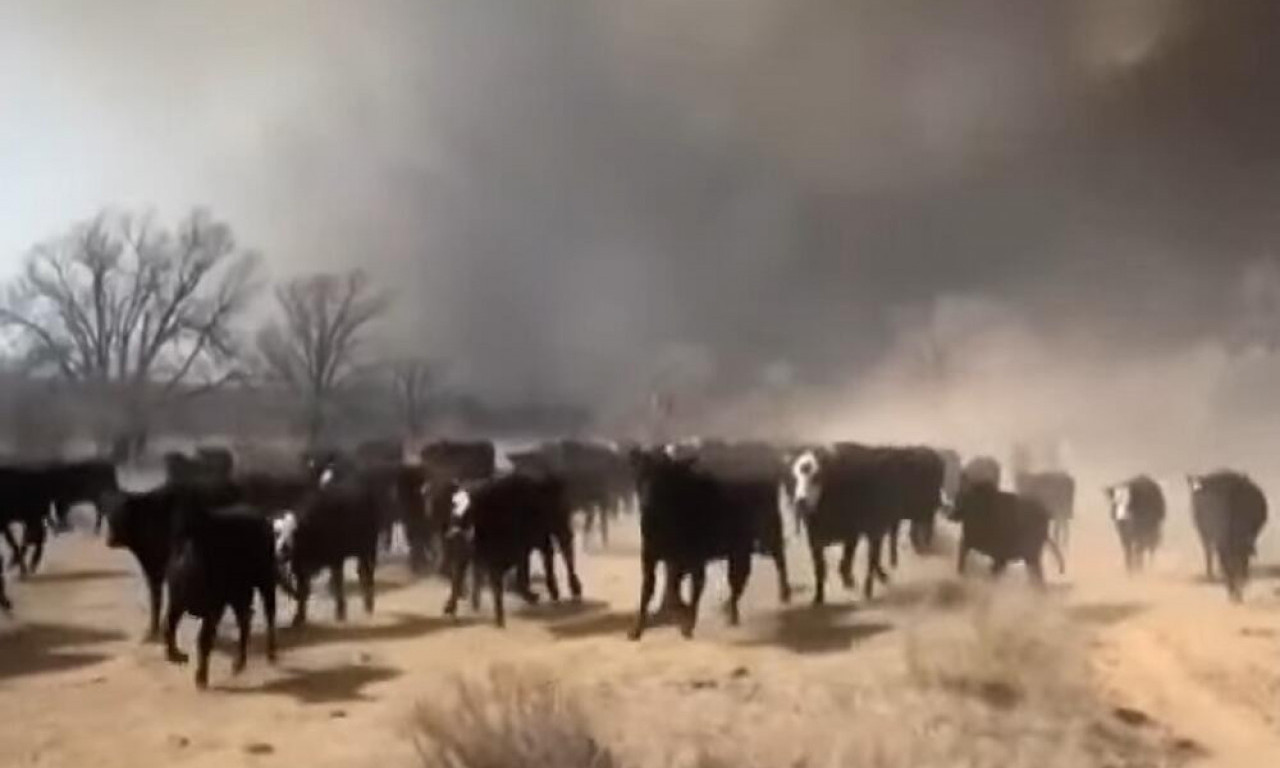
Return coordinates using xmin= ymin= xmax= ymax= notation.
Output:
xmin=43 ymin=459 xmax=120 ymax=535
xmin=629 ymin=450 xmax=757 ymax=640
xmin=690 ymin=441 xmax=792 ymax=603
xmin=1187 ymin=471 xmax=1268 ymax=601
xmin=789 ymin=444 xmax=900 ymax=604
xmin=105 ymin=477 xmax=243 ymax=638
xmin=105 ymin=487 xmax=178 ymax=638
xmin=272 ymin=475 xmax=382 ymax=627
xmin=164 ymin=503 xmax=279 ymax=689
xmin=1015 ymin=470 xmax=1076 ymax=554
xmin=440 ymin=472 xmax=582 ymax=627
xmin=951 ymin=482 xmax=1063 ymax=585
xmin=882 ymin=447 xmax=946 ymax=561
xmin=0 ymin=465 xmax=54 ymax=575
xmin=1105 ymin=476 xmax=1165 ymax=574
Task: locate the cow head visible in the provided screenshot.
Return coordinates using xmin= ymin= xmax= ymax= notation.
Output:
xmin=271 ymin=511 xmax=300 ymax=596
xmin=1105 ymin=484 xmax=1132 ymax=522
xmin=789 ymin=450 xmax=824 ymax=518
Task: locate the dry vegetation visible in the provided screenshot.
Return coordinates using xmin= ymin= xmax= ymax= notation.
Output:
xmin=411 ymin=584 xmax=1186 ymax=768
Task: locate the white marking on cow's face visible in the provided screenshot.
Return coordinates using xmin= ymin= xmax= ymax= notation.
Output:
xmin=318 ymin=467 xmax=335 ymax=488
xmin=1109 ymin=485 xmax=1132 ymax=522
xmin=791 ymin=451 xmax=823 ymax=514
xmin=272 ymin=512 xmax=298 ymax=559
xmin=1187 ymin=475 xmax=1203 ymax=493
xmin=451 ymin=489 xmax=471 ymax=519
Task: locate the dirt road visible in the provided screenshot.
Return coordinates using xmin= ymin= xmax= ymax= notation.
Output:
xmin=2 ymin=507 xmax=1278 ymax=767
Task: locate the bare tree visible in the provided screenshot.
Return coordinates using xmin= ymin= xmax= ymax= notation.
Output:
xmin=0 ymin=210 xmax=259 ymax=456
xmin=257 ymin=269 xmax=390 ymax=447
xmin=387 ymin=357 xmax=435 ymax=441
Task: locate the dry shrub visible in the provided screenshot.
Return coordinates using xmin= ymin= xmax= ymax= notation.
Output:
xmin=412 ymin=664 xmax=619 ymax=768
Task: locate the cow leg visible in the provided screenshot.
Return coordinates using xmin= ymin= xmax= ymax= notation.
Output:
xmin=0 ymin=570 xmax=10 ymax=614
xmin=682 ymin=564 xmax=707 ymax=639
xmin=991 ymin=559 xmax=1009 ymax=578
xmin=164 ymin=601 xmax=188 ymax=665
xmin=195 ymin=606 xmax=223 ymax=690
xmin=232 ymin=600 xmax=252 ymax=674
xmin=628 ymin=554 xmax=658 ymax=641
xmin=888 ymin=522 xmax=900 ymax=569
xmin=145 ymin=575 xmax=164 ymax=642
xmin=470 ymin=561 xmax=484 ymax=612
xmin=357 ymin=556 xmax=376 ymax=615
xmin=513 ymin=557 xmax=540 ymax=604
xmin=292 ymin=569 xmax=313 ymax=628
xmin=725 ymin=554 xmax=749 ymax=626
xmin=773 ymin=548 xmax=792 ymax=605
xmin=260 ymin=583 xmax=278 ymax=663
xmin=94 ymin=506 xmax=105 ymax=536
xmin=24 ymin=522 xmax=47 ymax=574
xmin=3 ymin=527 xmax=27 ymax=577
xmin=872 ymin=534 xmax=892 ymax=585
xmin=555 ymin=527 xmax=583 ymax=600
xmin=863 ymin=535 xmax=885 ymax=600
xmin=540 ymin=541 xmax=561 ymax=602
xmin=956 ymin=535 xmax=969 ymax=576
xmin=658 ymin=562 xmax=683 ymax=615
xmin=599 ymin=505 xmax=610 ymax=548
xmin=838 ymin=541 xmax=856 ymax=590
xmin=329 ymin=562 xmax=348 ymax=622
xmin=810 ymin=541 xmax=828 ymax=606
xmin=489 ymin=567 xmax=506 ymax=628
xmin=1204 ymin=543 xmax=1216 ymax=581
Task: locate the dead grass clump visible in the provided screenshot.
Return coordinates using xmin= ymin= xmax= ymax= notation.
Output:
xmin=412 ymin=664 xmax=619 ymax=768
xmin=904 ymin=585 xmax=1088 ymax=711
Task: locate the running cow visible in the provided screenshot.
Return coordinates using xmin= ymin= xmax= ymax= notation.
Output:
xmin=628 ymin=449 xmax=760 ymax=639
xmin=1187 ymin=471 xmax=1268 ymax=601
xmin=1105 ymin=476 xmax=1165 ymax=573
xmin=440 ymin=471 xmax=581 ymax=627
xmin=950 ymin=481 xmax=1064 ymax=586
xmin=789 ymin=444 xmax=898 ymax=604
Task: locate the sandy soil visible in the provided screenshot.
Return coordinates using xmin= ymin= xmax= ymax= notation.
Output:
xmin=2 ymin=494 xmax=1279 ymax=768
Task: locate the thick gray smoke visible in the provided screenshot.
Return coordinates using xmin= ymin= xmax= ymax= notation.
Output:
xmin=5 ymin=1 xmax=1280 ymax=457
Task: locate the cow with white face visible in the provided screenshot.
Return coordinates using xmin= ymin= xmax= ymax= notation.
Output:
xmin=786 ymin=444 xmax=899 ymax=605
xmin=789 ymin=450 xmax=825 ymax=520
xmin=1105 ymin=477 xmax=1165 ymax=575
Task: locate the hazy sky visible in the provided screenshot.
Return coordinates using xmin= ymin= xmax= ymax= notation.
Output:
xmin=3 ymin=0 xmax=1279 ymax=410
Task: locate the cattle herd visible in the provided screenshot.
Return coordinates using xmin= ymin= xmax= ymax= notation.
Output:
xmin=0 ymin=438 xmax=1271 ymax=688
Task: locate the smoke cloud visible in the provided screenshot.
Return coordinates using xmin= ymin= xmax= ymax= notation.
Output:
xmin=4 ymin=0 xmax=1280 ymax=467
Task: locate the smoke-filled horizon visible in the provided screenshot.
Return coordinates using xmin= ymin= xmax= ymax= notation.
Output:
xmin=4 ymin=1 xmax=1280 ymax=456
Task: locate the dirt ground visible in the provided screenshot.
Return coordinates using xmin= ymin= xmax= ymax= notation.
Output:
xmin=2 ymin=486 xmax=1280 ymax=768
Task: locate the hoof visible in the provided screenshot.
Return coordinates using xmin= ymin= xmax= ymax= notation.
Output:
xmin=167 ymin=649 xmax=190 ymax=666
